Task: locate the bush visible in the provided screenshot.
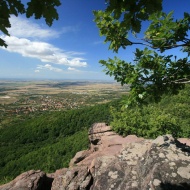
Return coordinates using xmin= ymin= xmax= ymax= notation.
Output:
xmin=111 ymin=85 xmax=190 ymax=138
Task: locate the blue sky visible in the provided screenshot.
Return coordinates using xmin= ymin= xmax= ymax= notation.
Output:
xmin=0 ymin=0 xmax=189 ymax=80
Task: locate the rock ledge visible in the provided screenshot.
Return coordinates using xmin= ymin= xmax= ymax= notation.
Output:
xmin=1 ymin=123 xmax=190 ymax=190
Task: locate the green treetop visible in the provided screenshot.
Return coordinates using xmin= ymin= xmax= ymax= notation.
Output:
xmin=94 ymin=0 xmax=190 ymax=105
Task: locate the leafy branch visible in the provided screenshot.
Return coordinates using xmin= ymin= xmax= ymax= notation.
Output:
xmin=94 ymin=1 xmax=190 ymax=105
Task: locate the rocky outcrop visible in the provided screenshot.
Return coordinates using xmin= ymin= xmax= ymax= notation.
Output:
xmin=0 ymin=170 xmax=53 ymax=190
xmin=51 ymin=166 xmax=93 ymax=190
xmin=1 ymin=123 xmax=190 ymax=190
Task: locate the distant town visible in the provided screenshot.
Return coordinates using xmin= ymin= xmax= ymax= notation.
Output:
xmin=0 ymin=80 xmax=129 ymax=126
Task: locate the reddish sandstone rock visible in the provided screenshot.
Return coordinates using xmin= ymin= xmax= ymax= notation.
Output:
xmin=51 ymin=166 xmax=92 ymax=190
xmin=178 ymin=138 xmax=190 ymax=146
xmin=69 ymin=150 xmax=92 ymax=167
xmin=0 ymin=170 xmax=52 ymax=190
xmin=74 ymin=123 xmax=144 ymax=168
xmin=58 ymin=124 xmax=190 ymax=190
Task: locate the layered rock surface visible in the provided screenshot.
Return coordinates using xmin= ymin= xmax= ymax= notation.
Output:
xmin=1 ymin=123 xmax=190 ymax=190
xmin=0 ymin=170 xmax=53 ymax=190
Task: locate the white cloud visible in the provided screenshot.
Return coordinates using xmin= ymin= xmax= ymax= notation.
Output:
xmin=35 ymin=70 xmax=40 ymax=73
xmin=7 ymin=16 xmax=79 ymax=39
xmin=0 ymin=16 xmax=87 ymax=68
xmin=8 ymin=16 xmax=60 ymax=39
xmin=37 ymin=64 xmax=63 ymax=72
xmin=1 ymin=35 xmax=87 ymax=67
xmin=60 ymin=58 xmax=87 ymax=67
xmin=68 ymin=67 xmax=79 ymax=71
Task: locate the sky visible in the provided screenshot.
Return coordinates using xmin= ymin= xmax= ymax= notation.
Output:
xmin=0 ymin=0 xmax=189 ymax=80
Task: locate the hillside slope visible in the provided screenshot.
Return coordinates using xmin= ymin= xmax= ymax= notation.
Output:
xmin=0 ymin=101 xmax=118 ymax=184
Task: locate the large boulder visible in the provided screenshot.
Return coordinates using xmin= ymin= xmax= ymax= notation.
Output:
xmin=54 ymin=123 xmax=190 ymax=190
xmin=51 ymin=166 xmax=92 ymax=190
xmin=0 ymin=170 xmax=53 ymax=190
xmin=88 ymin=134 xmax=190 ymax=190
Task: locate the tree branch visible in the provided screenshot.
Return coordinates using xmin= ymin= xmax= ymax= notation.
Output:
xmin=127 ymin=37 xmax=190 ymax=51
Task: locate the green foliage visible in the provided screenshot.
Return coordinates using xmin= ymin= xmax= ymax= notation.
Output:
xmin=0 ymin=0 xmax=61 ymax=47
xmin=145 ymin=11 xmax=190 ymax=52
xmin=101 ymin=48 xmax=189 ymax=105
xmin=0 ymin=131 xmax=88 ymax=183
xmin=94 ymin=1 xmax=190 ymax=105
xmin=26 ymin=0 xmax=61 ymax=26
xmin=94 ymin=0 xmax=162 ymax=53
xmin=0 ymin=101 xmax=117 ymax=184
xmin=110 ymin=85 xmax=190 ymax=138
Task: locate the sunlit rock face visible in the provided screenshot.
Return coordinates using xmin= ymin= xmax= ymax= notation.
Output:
xmin=1 ymin=123 xmax=190 ymax=190
xmin=0 ymin=170 xmax=53 ymax=190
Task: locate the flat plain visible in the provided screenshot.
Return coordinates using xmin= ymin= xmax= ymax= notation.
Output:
xmin=0 ymin=80 xmax=129 ymax=127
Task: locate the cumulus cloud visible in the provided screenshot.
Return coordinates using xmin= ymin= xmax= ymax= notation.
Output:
xmin=0 ymin=16 xmax=88 ymax=68
xmin=37 ymin=64 xmax=63 ymax=72
xmin=7 ymin=16 xmax=78 ymax=39
xmin=1 ymin=35 xmax=87 ymax=67
xmin=8 ymin=16 xmax=60 ymax=39
xmin=35 ymin=70 xmax=40 ymax=73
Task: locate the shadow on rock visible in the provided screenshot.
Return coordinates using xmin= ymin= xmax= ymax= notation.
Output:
xmin=160 ymin=182 xmax=190 ymax=190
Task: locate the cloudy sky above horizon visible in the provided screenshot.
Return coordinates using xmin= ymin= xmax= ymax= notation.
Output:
xmin=0 ymin=0 xmax=189 ymax=80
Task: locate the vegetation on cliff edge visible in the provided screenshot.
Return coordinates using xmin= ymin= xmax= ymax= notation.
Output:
xmin=110 ymin=85 xmax=190 ymax=138
xmin=0 ymin=101 xmax=116 ymax=184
